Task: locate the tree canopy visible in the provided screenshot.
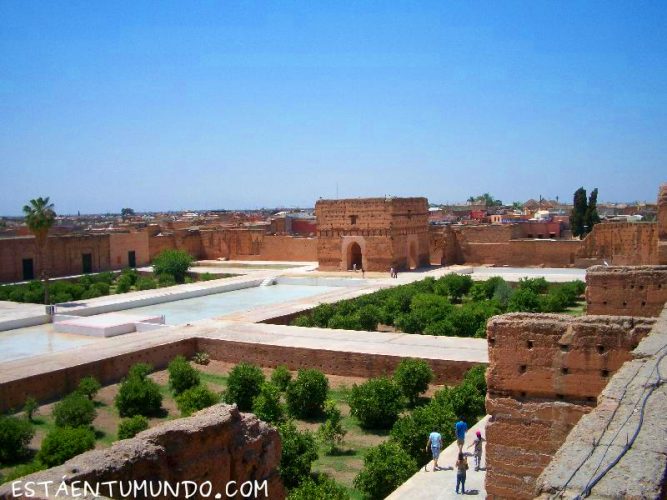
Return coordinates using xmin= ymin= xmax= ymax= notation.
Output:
xmin=571 ymin=187 xmax=600 ymax=237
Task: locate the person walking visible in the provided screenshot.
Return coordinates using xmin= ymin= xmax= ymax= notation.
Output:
xmin=455 ymin=417 xmax=467 ymax=452
xmin=467 ymin=430 xmax=485 ymax=470
xmin=455 ymin=452 xmax=469 ymax=494
xmin=390 ymin=267 xmax=395 ymax=278
xmin=424 ymin=430 xmax=442 ymax=471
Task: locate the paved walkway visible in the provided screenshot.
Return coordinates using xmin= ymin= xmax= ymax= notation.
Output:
xmin=388 ymin=416 xmax=489 ymax=499
xmin=0 ymin=320 xmax=488 ymax=384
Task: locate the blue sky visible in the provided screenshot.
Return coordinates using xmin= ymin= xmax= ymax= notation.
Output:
xmin=1 ymin=1 xmax=665 ymax=214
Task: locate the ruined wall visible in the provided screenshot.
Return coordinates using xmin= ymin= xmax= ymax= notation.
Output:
xmin=316 ymin=197 xmax=430 ymax=271
xmin=0 ymin=404 xmax=284 ymax=500
xmin=577 ymin=221 xmax=659 ymax=265
xmin=198 ymin=338 xmax=478 ymax=386
xmin=0 ymin=339 xmax=196 ymax=413
xmin=148 ymin=230 xmax=203 ymax=260
xmin=108 ymin=232 xmax=150 ymax=269
xmin=535 ymin=307 xmax=667 ymax=499
xmin=0 ymin=234 xmax=112 ymax=283
xmin=658 ymin=183 xmax=667 ymax=264
xmin=485 ymin=313 xmax=654 ymax=499
xmin=586 ymin=265 xmax=667 ymax=317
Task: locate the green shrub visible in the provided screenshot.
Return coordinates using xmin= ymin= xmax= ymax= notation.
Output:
xmin=2 ymin=461 xmax=47 ymax=482
xmin=517 ymin=277 xmax=549 ymax=294
xmin=199 ymin=272 xmax=215 ymax=281
xmin=157 ymin=273 xmax=177 ymax=287
xmin=0 ymin=416 xmax=34 ymax=463
xmin=358 ymin=304 xmax=381 ymax=331
xmin=433 ymin=382 xmax=486 ymax=426
xmin=312 ymin=303 xmax=336 ymax=327
xmin=136 ymin=277 xmax=157 ymax=290
xmin=286 ymin=369 xmax=329 ymax=419
xmin=287 ymin=474 xmax=349 ymax=500
xmin=317 ymin=400 xmax=346 ymax=454
xmin=278 ymin=421 xmax=318 ymax=489
xmin=23 ymin=396 xmax=39 ymax=422
xmin=120 ymin=268 xmax=139 ymax=285
xmin=37 ymin=427 xmax=95 ymax=467
xmin=271 ymin=365 xmax=292 ymax=392
xmin=152 ymin=249 xmax=193 ymax=284
xmin=390 ymin=400 xmax=456 ymax=464
xmin=349 ymin=377 xmax=403 ymax=429
xmin=252 ymin=383 xmax=285 ymax=424
xmin=168 ymin=355 xmax=201 ymax=395
xmin=291 ymin=315 xmax=314 ymax=327
xmin=77 ymin=376 xmax=101 ymax=400
xmin=117 ymin=415 xmax=149 ymax=440
xmin=192 ymin=351 xmax=210 ymax=365
xmin=394 ymin=312 xmax=422 ymax=334
xmin=224 ymin=363 xmax=265 ymax=412
xmin=115 ymin=275 xmax=133 ymax=293
xmin=353 ymin=442 xmax=418 ymax=500
xmin=81 ymin=287 xmax=102 ymax=300
xmin=410 ymin=293 xmax=453 ymax=330
xmin=393 ymin=358 xmax=433 ymax=406
xmin=53 ymin=392 xmax=96 ymax=428
xmin=463 ymin=365 xmax=487 ymax=395
xmin=327 ymin=313 xmax=362 ymax=330
xmin=508 ymin=288 xmax=541 ymax=312
xmin=176 ymin=385 xmax=219 ymax=416
xmin=92 ymin=282 xmax=110 ymax=296
xmin=435 ymin=274 xmax=473 ymax=302
xmin=115 ymin=364 xmax=163 ymax=417
xmin=423 ymin=318 xmax=456 ymax=336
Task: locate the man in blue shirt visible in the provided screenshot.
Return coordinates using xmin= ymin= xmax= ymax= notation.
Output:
xmin=455 ymin=417 xmax=467 ymax=452
xmin=425 ymin=431 xmax=442 ymax=471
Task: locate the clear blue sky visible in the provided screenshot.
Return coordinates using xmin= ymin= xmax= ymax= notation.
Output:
xmin=1 ymin=1 xmax=665 ymax=215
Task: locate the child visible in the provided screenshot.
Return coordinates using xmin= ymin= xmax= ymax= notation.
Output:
xmin=467 ymin=430 xmax=485 ymax=471
xmin=455 ymin=452 xmax=468 ymax=494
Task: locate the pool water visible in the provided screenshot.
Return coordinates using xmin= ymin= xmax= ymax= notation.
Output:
xmin=0 ymin=324 xmax=100 ymax=362
xmin=94 ymin=284 xmax=338 ymax=325
xmin=0 ymin=284 xmax=337 ymax=362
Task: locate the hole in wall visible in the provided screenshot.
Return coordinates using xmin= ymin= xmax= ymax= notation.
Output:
xmin=559 ymin=344 xmax=570 ymax=352
xmin=587 ymin=396 xmax=596 ymax=403
xmin=519 ymin=365 xmax=527 ymax=374
xmin=488 ymin=337 xmax=496 ymax=346
xmin=556 ymin=394 xmax=564 ymax=401
xmin=527 ymin=340 xmax=534 ymax=349
xmin=561 ymin=367 xmax=569 ymax=375
xmin=520 ymin=391 xmax=527 ymax=398
xmin=597 ymin=345 xmax=605 ymax=354
xmin=601 ymin=369 xmax=610 ymax=378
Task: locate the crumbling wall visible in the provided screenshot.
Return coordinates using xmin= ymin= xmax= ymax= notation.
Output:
xmin=485 ymin=313 xmax=654 ymax=499
xmin=535 ymin=307 xmax=667 ymax=499
xmin=658 ymin=183 xmax=667 ymax=264
xmin=577 ymin=221 xmax=659 ymax=265
xmin=586 ymin=265 xmax=667 ymax=317
xmin=0 ymin=404 xmax=284 ymax=500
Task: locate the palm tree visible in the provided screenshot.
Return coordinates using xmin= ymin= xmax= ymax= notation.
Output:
xmin=22 ymin=197 xmax=56 ymax=305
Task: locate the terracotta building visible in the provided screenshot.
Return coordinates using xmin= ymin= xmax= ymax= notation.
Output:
xmin=315 ymin=197 xmax=430 ymax=272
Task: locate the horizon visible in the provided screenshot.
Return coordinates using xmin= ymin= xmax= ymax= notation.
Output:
xmin=1 ymin=1 xmax=666 ymax=214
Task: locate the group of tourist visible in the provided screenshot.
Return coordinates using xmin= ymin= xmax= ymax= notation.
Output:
xmin=425 ymin=417 xmax=485 ymax=495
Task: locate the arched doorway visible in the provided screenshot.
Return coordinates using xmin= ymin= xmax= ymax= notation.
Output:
xmin=348 ymin=242 xmax=363 ymax=270
xmin=408 ymin=241 xmax=418 ymax=270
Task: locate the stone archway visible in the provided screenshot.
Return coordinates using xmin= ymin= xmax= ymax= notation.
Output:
xmin=408 ymin=241 xmax=418 ymax=270
xmin=347 ymin=242 xmax=363 ymax=270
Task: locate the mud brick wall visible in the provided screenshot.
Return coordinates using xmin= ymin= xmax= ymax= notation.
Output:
xmin=0 ymin=234 xmax=112 ymax=283
xmin=586 ymin=265 xmax=667 ymax=317
xmin=315 ymin=197 xmax=430 ymax=271
xmin=0 ymin=339 xmax=197 ymax=413
xmin=577 ymin=221 xmax=659 ymax=265
xmin=484 ymin=313 xmax=654 ymax=499
xmin=198 ymin=338 xmax=479 ymax=385
xmin=0 ymin=404 xmax=284 ymax=500
xmin=658 ymin=183 xmax=667 ymax=264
